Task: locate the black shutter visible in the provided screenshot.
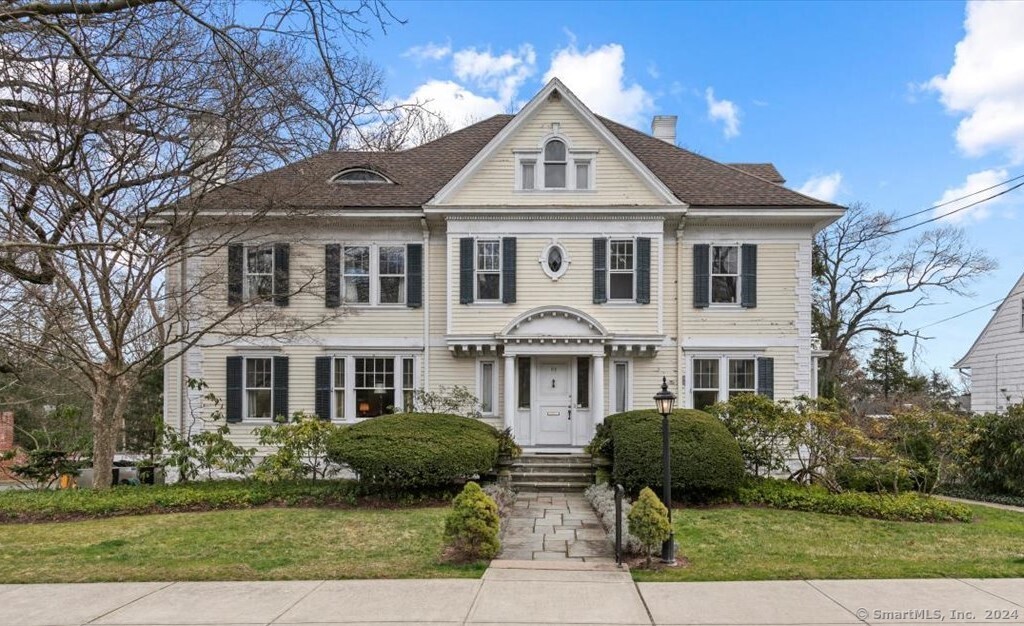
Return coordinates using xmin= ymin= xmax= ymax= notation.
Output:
xmin=273 ymin=243 xmax=290 ymax=307
xmin=272 ymin=355 xmax=289 ymax=421
xmin=314 ymin=356 xmax=332 ymax=420
xmin=501 ymin=237 xmax=517 ymax=304
xmin=228 ymin=244 xmax=243 ymax=307
xmin=325 ymin=244 xmax=341 ymax=308
xmin=593 ymin=238 xmax=608 ymax=304
xmin=757 ymin=357 xmax=775 ymax=400
xmin=407 ymin=243 xmax=423 ymax=308
xmin=225 ymin=356 xmax=243 ymax=423
xmin=741 ymin=244 xmax=757 ymax=308
xmin=459 ymin=238 xmax=474 ymax=304
xmin=693 ymin=244 xmax=710 ymax=308
xmin=636 ymin=237 xmax=651 ymax=304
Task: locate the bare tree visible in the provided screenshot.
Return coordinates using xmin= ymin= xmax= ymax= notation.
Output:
xmin=813 ymin=203 xmax=997 ymax=400
xmin=0 ymin=1 xmax=400 ymax=487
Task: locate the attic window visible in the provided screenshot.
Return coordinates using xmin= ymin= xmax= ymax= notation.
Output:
xmin=331 ymin=168 xmax=392 ymax=184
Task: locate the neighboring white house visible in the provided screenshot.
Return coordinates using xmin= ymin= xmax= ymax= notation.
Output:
xmin=163 ymin=78 xmax=844 ymax=450
xmin=954 ymin=271 xmax=1024 ymax=414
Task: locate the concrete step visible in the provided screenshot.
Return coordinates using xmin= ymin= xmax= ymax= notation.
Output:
xmin=509 ymin=462 xmax=595 ymax=473
xmin=510 ymin=471 xmax=593 ymax=483
xmin=515 ymin=454 xmax=592 ymax=466
xmin=515 ymin=481 xmax=593 ymax=492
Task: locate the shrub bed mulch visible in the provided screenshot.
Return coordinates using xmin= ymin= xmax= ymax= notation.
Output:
xmin=737 ymin=478 xmax=973 ymax=523
xmin=0 ymin=479 xmax=452 ymax=524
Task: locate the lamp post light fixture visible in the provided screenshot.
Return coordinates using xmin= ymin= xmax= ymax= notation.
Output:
xmin=653 ymin=376 xmax=676 ymax=564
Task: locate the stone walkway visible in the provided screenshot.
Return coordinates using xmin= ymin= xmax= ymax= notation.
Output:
xmin=499 ymin=490 xmax=615 ymax=562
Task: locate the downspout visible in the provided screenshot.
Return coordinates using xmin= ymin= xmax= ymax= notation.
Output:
xmin=421 ymin=217 xmax=430 ymax=390
xmin=675 ymin=214 xmax=686 ymax=403
xmin=178 ymin=251 xmax=187 ymax=432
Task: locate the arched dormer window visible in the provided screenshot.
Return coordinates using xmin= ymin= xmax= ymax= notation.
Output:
xmin=515 ymin=132 xmax=595 ymax=191
xmin=543 ymin=139 xmax=567 ymax=188
xmin=331 ymin=168 xmax=393 ymax=184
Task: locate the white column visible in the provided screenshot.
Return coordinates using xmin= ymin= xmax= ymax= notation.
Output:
xmin=503 ymin=355 xmax=516 ymax=434
xmin=593 ymin=354 xmax=605 ymax=425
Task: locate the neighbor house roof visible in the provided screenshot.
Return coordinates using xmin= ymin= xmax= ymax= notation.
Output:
xmin=200 ymin=112 xmax=838 ymax=210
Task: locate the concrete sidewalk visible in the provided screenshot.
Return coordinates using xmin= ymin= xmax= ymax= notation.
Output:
xmin=1 ymin=566 xmax=1022 ymax=625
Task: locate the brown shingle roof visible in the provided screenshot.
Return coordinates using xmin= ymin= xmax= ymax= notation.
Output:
xmin=597 ymin=117 xmax=833 ymax=207
xmin=727 ymin=163 xmax=785 ymax=184
xmin=204 ymin=114 xmax=514 ymax=209
xmin=202 ymin=112 xmax=839 ymax=210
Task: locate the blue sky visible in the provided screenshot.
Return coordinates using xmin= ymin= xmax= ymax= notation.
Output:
xmin=355 ymin=1 xmax=1024 ymax=381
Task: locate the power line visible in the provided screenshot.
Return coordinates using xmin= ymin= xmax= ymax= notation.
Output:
xmin=863 ymin=179 xmax=1024 ymax=243
xmin=890 ymin=171 xmax=1024 ymax=224
xmin=910 ymin=297 xmax=1004 ymax=333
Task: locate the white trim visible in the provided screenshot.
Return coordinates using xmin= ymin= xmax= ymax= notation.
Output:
xmin=474 ymin=238 xmax=503 ymax=302
xmin=685 ymin=207 xmax=845 ymax=232
xmin=446 ymin=218 xmax=664 ymax=235
xmin=607 ymin=238 xmax=637 ymax=302
xmin=709 ymin=244 xmax=741 ymax=305
xmin=427 ymin=78 xmax=684 ymax=207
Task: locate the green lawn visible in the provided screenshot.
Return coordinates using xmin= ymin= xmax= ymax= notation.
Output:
xmin=633 ymin=504 xmax=1024 ymax=581
xmin=0 ymin=507 xmax=483 ymax=583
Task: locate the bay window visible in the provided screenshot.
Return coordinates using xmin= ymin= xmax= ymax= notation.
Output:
xmin=329 ymin=355 xmax=417 ymax=419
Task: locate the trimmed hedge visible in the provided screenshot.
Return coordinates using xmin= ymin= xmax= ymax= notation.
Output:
xmin=738 ymin=478 xmax=972 ymax=523
xmin=0 ymin=479 xmax=357 ymax=523
xmin=605 ymin=409 xmax=745 ymax=501
xmin=327 ymin=413 xmax=499 ymax=490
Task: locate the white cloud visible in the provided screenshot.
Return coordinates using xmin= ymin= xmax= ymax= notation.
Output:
xmin=705 ymin=88 xmax=740 ymax=138
xmin=928 ymin=1 xmax=1024 ymax=162
xmin=543 ymin=43 xmax=654 ymax=127
xmin=402 ymin=42 xmax=451 ymax=62
xmin=797 ymin=172 xmax=843 ymax=202
xmin=452 ymin=45 xmax=536 ymax=103
xmin=403 ymin=80 xmax=506 ymax=130
xmin=932 ymin=168 xmax=1011 ymax=223
xmin=646 ymin=62 xmax=660 ymax=79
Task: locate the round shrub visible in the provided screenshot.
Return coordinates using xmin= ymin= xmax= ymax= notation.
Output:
xmin=326 ymin=413 xmax=499 ymax=490
xmin=605 ymin=409 xmax=745 ymax=501
xmin=443 ymin=481 xmax=500 ymax=561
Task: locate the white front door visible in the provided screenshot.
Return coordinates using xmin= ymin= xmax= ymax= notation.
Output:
xmin=534 ymin=358 xmax=573 ymax=445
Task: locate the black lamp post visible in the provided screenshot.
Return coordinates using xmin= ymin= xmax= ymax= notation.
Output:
xmin=653 ymin=376 xmax=676 ymax=564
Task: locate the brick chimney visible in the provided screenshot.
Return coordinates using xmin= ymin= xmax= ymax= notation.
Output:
xmin=651 ymin=115 xmax=677 ymax=145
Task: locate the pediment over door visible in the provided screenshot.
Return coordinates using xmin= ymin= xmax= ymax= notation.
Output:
xmin=498 ymin=306 xmax=609 ymax=346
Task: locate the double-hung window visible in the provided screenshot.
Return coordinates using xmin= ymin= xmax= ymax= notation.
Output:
xmin=378 ymin=246 xmax=406 ymax=305
xmin=544 ymin=139 xmax=567 ymax=188
xmin=691 ymin=356 xmax=757 ymax=410
xmin=711 ymin=245 xmax=740 ymax=304
xmin=476 ymin=240 xmax=501 ymax=301
xmin=609 ymin=240 xmax=635 ymax=300
xmin=343 ymin=246 xmax=370 ymax=304
xmin=521 ymin=160 xmax=536 ymax=190
xmin=244 ymin=246 xmax=274 ymax=302
xmin=342 ymin=244 xmax=407 ymax=305
xmin=333 ymin=358 xmax=346 ymax=419
xmin=245 ymin=357 xmax=273 ymax=419
xmin=354 ymin=357 xmax=394 ymax=418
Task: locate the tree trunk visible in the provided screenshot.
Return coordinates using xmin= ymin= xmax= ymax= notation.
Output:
xmin=90 ymin=379 xmax=116 ymax=489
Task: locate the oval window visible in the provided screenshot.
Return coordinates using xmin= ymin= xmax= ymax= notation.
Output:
xmin=548 ymin=247 xmax=563 ymax=272
xmin=540 ymin=242 xmax=570 ymax=280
